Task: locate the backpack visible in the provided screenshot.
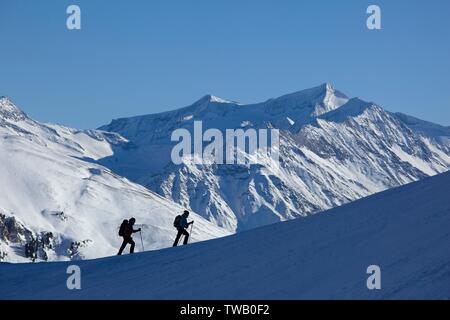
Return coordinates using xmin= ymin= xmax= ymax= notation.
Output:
xmin=173 ymin=215 xmax=182 ymax=229
xmin=118 ymin=219 xmax=128 ymax=236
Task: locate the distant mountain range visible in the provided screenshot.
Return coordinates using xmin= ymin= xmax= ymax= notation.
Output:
xmin=99 ymin=84 xmax=450 ymax=232
xmin=1 ymin=83 xmax=449 ymax=262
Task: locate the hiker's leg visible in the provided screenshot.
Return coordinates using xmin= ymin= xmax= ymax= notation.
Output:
xmin=118 ymin=238 xmax=127 ymax=255
xmin=129 ymin=238 xmax=136 ymax=253
xmin=173 ymin=229 xmax=182 ymax=247
xmin=182 ymin=229 xmax=189 ymax=245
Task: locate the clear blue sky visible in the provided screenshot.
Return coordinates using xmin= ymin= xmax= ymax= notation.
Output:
xmin=0 ymin=0 xmax=449 ymax=129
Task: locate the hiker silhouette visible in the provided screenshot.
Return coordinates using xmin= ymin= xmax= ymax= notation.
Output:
xmin=117 ymin=217 xmax=141 ymax=255
xmin=173 ymin=210 xmax=194 ymax=247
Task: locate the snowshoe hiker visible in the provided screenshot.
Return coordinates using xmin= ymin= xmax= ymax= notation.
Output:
xmin=173 ymin=210 xmax=194 ymax=247
xmin=117 ymin=217 xmax=141 ymax=255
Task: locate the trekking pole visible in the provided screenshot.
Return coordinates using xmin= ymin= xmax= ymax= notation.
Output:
xmin=139 ymin=230 xmax=145 ymax=252
xmin=187 ymin=222 xmax=194 ymax=244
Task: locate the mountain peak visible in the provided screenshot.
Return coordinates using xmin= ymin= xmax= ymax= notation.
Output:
xmin=0 ymin=95 xmax=14 ymax=108
xmin=319 ymin=82 xmax=347 ymax=98
xmin=320 ymin=82 xmax=335 ymax=92
xmin=0 ymin=96 xmax=27 ymax=121
xmin=296 ymin=82 xmax=339 ymax=96
xmin=196 ymin=94 xmax=236 ymax=105
xmin=268 ymin=83 xmax=349 ymax=117
xmin=315 ymin=97 xmax=381 ymax=123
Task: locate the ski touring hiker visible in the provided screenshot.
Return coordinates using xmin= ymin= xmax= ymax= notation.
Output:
xmin=117 ymin=217 xmax=141 ymax=255
xmin=173 ymin=210 xmax=194 ymax=247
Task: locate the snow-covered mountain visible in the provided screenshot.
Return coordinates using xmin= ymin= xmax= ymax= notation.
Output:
xmin=2 ymin=170 xmax=449 ymax=299
xmin=394 ymin=112 xmax=450 ymax=147
xmin=99 ymin=84 xmax=450 ymax=232
xmin=2 ymin=82 xmax=449 ymax=262
xmin=0 ymin=97 xmax=230 ymax=262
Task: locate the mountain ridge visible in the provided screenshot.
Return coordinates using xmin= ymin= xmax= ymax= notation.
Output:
xmin=99 ymin=83 xmax=347 ymax=130
xmin=2 ymin=84 xmax=450 ymax=238
xmin=98 ymin=84 xmax=450 ymax=232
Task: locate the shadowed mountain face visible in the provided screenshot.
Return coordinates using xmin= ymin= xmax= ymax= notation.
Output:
xmin=2 ymin=171 xmax=449 ymax=299
xmin=98 ymin=84 xmax=450 ymax=232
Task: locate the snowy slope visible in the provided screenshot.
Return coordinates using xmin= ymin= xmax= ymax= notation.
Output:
xmin=0 ymin=96 xmax=127 ymax=160
xmin=0 ymin=97 xmax=230 ymax=262
xmin=99 ymin=85 xmax=450 ymax=232
xmin=1 ymin=170 xmax=449 ymax=299
xmin=394 ymin=112 xmax=450 ymax=147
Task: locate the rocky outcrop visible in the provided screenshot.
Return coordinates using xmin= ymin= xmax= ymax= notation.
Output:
xmin=68 ymin=239 xmax=93 ymax=260
xmin=0 ymin=213 xmax=33 ymax=243
xmin=0 ymin=213 xmax=55 ymax=262
xmin=24 ymin=232 xmax=55 ymax=262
